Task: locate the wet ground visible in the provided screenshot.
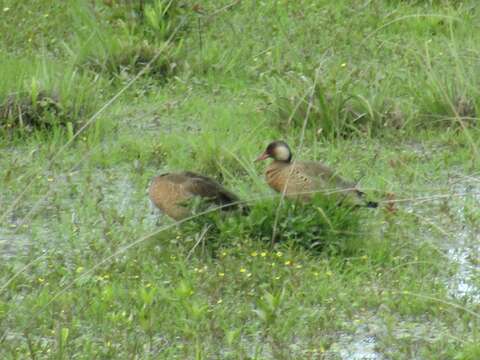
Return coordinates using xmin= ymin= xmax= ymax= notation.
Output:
xmin=0 ymin=164 xmax=478 ymax=359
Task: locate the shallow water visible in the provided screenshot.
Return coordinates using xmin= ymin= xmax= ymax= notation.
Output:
xmin=441 ymin=179 xmax=480 ymax=302
xmin=328 ymin=324 xmax=382 ymax=360
xmin=0 ymin=226 xmax=30 ymax=260
xmin=327 ymin=174 xmax=480 ymax=359
xmin=447 ymin=245 xmax=480 ymax=302
xmin=0 ymin=167 xmax=161 ymax=262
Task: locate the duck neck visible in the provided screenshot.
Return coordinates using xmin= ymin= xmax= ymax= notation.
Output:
xmin=266 ymin=160 xmax=290 ymax=176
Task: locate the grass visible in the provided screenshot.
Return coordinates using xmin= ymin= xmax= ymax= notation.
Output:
xmin=1 ymin=0 xmax=480 ymax=358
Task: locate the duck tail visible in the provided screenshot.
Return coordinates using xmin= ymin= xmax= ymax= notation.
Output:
xmin=355 ymin=190 xmax=378 ymax=208
xmin=215 ymin=189 xmax=251 ymax=215
xmin=240 ymin=204 xmax=251 ymax=215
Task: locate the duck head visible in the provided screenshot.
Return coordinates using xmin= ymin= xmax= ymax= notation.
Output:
xmin=255 ymin=141 xmax=292 ymax=163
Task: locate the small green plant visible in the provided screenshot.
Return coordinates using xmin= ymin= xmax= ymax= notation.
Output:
xmin=100 ymin=0 xmax=188 ymax=41
xmin=253 ymin=288 xmax=285 ymax=326
xmin=143 ymin=0 xmax=187 ymax=40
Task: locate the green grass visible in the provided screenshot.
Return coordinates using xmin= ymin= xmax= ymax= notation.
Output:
xmin=1 ymin=0 xmax=480 ymax=358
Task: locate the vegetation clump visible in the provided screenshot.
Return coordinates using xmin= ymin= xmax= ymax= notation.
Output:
xmin=0 ymin=91 xmax=62 ymax=131
xmin=0 ymin=59 xmax=100 ymax=133
xmin=183 ymin=195 xmax=368 ymax=256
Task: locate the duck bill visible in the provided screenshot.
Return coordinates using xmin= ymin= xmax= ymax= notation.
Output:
xmin=254 ymin=152 xmax=269 ymax=162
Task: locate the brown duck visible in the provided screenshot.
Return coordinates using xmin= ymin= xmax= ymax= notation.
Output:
xmin=149 ymin=171 xmax=248 ymax=220
xmin=255 ymin=141 xmax=377 ymax=207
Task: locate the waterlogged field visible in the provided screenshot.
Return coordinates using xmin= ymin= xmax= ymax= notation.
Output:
xmin=1 ymin=0 xmax=479 ymax=359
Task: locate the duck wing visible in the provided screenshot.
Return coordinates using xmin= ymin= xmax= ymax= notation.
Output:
xmin=180 ymin=172 xmax=247 ymax=212
xmin=297 ymin=162 xmax=378 ymax=207
xmin=296 ymin=161 xmax=357 ymax=191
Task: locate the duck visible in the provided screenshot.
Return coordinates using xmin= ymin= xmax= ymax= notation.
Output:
xmin=255 ymin=141 xmax=377 ymax=207
xmin=149 ymin=171 xmax=248 ymax=220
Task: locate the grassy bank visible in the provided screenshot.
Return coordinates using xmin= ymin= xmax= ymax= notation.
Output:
xmin=1 ymin=0 xmax=479 ymax=358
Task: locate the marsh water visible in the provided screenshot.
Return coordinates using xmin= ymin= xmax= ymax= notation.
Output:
xmin=326 ymin=173 xmax=480 ymax=359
